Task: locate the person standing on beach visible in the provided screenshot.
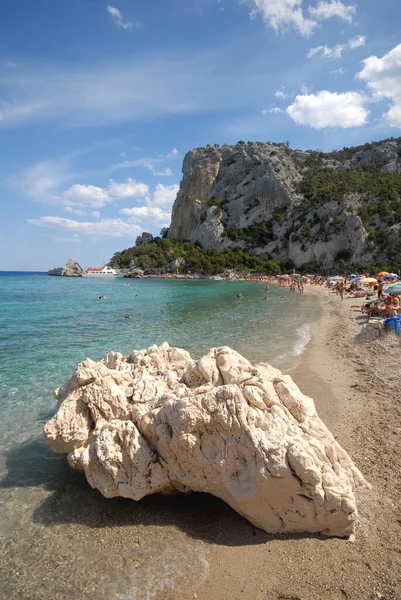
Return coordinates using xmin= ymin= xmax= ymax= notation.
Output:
xmin=338 ymin=280 xmax=345 ymax=301
xmin=377 ymin=280 xmax=384 ymax=299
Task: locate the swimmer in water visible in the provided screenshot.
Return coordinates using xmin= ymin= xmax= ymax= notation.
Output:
xmin=135 ymin=294 xmax=139 ymax=298
xmin=124 ymin=314 xmax=130 ymax=319
xmin=237 ymin=292 xmax=243 ymax=299
xmin=98 ymin=295 xmax=106 ymax=300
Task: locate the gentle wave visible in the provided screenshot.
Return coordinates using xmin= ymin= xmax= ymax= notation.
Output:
xmin=293 ymin=323 xmax=312 ymax=356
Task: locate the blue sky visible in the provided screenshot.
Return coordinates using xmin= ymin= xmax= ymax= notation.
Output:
xmin=0 ymin=0 xmax=400 ymax=270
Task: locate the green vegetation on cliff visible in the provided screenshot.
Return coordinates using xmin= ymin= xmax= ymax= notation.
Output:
xmin=295 ymin=153 xmax=401 ymax=260
xmin=110 ymin=237 xmax=281 ymax=275
xmin=297 ymin=160 xmax=401 ymax=224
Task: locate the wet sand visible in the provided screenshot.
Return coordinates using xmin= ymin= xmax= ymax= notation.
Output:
xmin=1 ymin=287 xmax=400 ymax=600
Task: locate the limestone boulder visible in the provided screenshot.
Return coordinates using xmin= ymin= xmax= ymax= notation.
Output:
xmin=355 ymin=320 xmax=395 ymax=343
xmin=44 ymin=344 xmax=368 ymax=537
xmin=48 ymin=258 xmax=83 ymax=277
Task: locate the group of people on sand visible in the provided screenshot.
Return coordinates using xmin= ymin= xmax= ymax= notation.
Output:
xmin=327 ymin=274 xmax=401 ymax=322
xmin=363 ymin=293 xmax=401 ymax=322
xmin=289 ymin=280 xmax=304 ymax=294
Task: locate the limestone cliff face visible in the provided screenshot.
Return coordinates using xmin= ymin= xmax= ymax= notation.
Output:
xmin=168 ymin=139 xmax=401 ymax=268
xmin=352 ymin=140 xmax=401 ymax=174
xmin=169 ymin=143 xmax=300 ymax=248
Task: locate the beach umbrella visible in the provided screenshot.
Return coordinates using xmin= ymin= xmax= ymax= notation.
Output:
xmin=377 ymin=271 xmax=388 ymax=277
xmin=349 ymin=274 xmax=357 ymax=278
xmin=384 ymin=283 xmax=401 ymax=294
xmin=358 ymin=277 xmax=377 ymax=285
xmin=383 ymin=273 xmax=398 ymax=279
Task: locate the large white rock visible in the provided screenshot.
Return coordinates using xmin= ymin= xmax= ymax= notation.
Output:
xmin=44 ymin=344 xmax=368 ymax=537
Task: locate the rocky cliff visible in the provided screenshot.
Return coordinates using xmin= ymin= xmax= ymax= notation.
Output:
xmin=168 ymin=139 xmax=401 ymax=269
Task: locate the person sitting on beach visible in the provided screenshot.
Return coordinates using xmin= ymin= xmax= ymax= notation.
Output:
xmin=386 ymin=294 xmax=400 ymax=316
xmin=368 ymin=295 xmax=398 ymax=321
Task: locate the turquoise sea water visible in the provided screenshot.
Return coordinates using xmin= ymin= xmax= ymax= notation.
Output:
xmin=0 ymin=272 xmax=321 ymax=600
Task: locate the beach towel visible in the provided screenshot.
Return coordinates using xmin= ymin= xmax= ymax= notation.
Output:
xmin=383 ymin=315 xmax=401 ymax=336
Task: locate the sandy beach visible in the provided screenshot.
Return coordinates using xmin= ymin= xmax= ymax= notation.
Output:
xmin=156 ymin=286 xmax=401 ymax=600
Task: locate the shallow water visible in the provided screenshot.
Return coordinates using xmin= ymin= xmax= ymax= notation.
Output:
xmin=0 ymin=273 xmax=321 ymax=600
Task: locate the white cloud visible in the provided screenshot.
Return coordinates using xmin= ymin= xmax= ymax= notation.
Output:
xmin=249 ymin=0 xmax=317 ymax=37
xmin=11 ymin=146 xmax=109 ymax=203
xmin=0 ymin=102 xmax=42 ymax=123
xmin=17 ymin=157 xmax=70 ymax=201
xmin=153 ymin=168 xmax=173 ymax=177
xmin=275 ymin=91 xmax=289 ymax=99
xmin=27 ymin=216 xmax=142 ymax=238
xmin=262 ymin=107 xmax=282 ymax=115
xmin=27 ymin=181 xmax=179 ymax=239
xmin=308 ymin=0 xmax=356 ymax=22
xmin=118 ymin=183 xmax=179 ymax=228
xmin=348 ymin=35 xmax=366 ymax=50
xmin=151 ymin=183 xmax=179 ymax=207
xmin=64 ymin=207 xmax=101 ymax=218
xmin=58 ymin=178 xmax=148 ymax=210
xmin=52 ymin=235 xmax=82 ymax=244
xmin=357 ymin=43 xmax=401 ymax=128
xmin=62 ymin=184 xmax=109 ymax=208
xmin=106 ymin=6 xmax=141 ymax=30
xmin=110 ymin=150 xmax=180 ymax=176
xmin=107 ymin=178 xmax=149 ymax=199
xmin=307 ymin=35 xmax=366 ymax=59
xmin=120 ymin=206 xmax=171 ymax=226
xmin=330 ymin=67 xmax=344 ymax=77
xmin=287 ymin=90 xmax=369 ymax=128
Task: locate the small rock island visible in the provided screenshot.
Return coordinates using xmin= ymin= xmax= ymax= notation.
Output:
xmin=48 ymin=258 xmax=84 ymax=277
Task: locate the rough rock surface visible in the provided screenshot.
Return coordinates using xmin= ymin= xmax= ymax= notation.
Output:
xmin=48 ymin=258 xmax=83 ymax=277
xmin=168 ymin=139 xmax=401 ymax=268
xmin=355 ymin=320 xmax=396 ymax=343
xmin=169 ymin=143 xmax=300 ymax=246
xmin=44 ymin=344 xmax=368 ymax=537
xmin=135 ymin=232 xmax=154 ymax=246
xmin=352 ymin=140 xmax=401 ymax=174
